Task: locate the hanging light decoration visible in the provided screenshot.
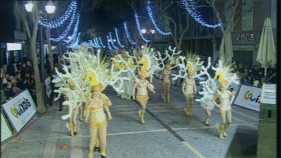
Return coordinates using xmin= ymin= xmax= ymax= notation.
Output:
xmin=50 ymin=13 xmax=78 ymax=42
xmin=134 ymin=13 xmax=150 ymax=43
xmin=146 ymin=0 xmax=171 ymax=35
xmin=123 ymin=22 xmax=136 ymax=45
xmin=39 ymin=1 xmax=77 ymax=29
xmin=114 ymin=28 xmax=125 ymax=48
xmin=181 ymin=0 xmax=221 ymax=28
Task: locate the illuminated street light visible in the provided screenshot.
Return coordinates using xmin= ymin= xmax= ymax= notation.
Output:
xmin=24 ymin=1 xmax=33 ymax=12
xmin=150 ymin=29 xmax=155 ymax=34
xmin=141 ymin=29 xmax=147 ymax=34
xmin=45 ymin=1 xmax=56 ymax=14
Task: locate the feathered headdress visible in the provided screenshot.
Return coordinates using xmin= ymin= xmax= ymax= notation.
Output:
xmin=185 ymin=53 xmax=202 ymax=76
xmin=213 ymin=59 xmax=240 ymax=87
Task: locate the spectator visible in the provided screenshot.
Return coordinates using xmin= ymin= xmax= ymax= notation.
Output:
xmin=238 ymin=63 xmax=245 ymax=73
xmin=22 ymin=72 xmax=34 ymax=93
xmin=15 ymin=71 xmax=24 ymax=90
xmin=10 ymin=80 xmax=22 ymax=95
xmin=252 ymin=65 xmax=260 ymax=77
xmin=26 ymin=61 xmax=34 ymax=74
xmin=253 ymin=78 xmax=260 ymax=87
xmin=7 ymin=60 xmax=18 ymax=76
xmin=242 ymin=78 xmax=251 ymax=86
xmin=1 ymin=63 xmax=8 ymax=84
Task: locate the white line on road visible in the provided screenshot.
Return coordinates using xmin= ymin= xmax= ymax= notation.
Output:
xmin=71 ymin=122 xmax=83 ymax=158
xmin=182 ymin=141 xmax=205 ymax=158
xmin=43 ymin=118 xmax=61 ymax=158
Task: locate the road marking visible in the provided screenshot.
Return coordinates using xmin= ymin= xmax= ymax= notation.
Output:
xmin=213 ymin=109 xmax=258 ymax=130
xmin=182 ymin=141 xmax=205 ymax=158
xmin=71 ymin=122 xmax=83 ymax=158
xmin=43 ymin=118 xmax=61 ymax=158
xmin=231 ymin=108 xmax=259 ymax=121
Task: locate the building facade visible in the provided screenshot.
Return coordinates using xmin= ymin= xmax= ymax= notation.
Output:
xmin=213 ymin=0 xmax=277 ymax=67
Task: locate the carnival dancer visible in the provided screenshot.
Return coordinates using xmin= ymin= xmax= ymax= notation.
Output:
xmin=159 ymin=60 xmax=173 ymax=103
xmin=66 ymin=82 xmax=83 ymax=136
xmin=199 ymin=85 xmax=216 ymax=126
xmin=84 ymin=84 xmax=112 ymax=158
xmin=132 ymin=71 xmax=156 ymax=124
xmin=182 ymin=72 xmax=197 ymax=116
xmin=211 ymin=60 xmax=238 ymax=139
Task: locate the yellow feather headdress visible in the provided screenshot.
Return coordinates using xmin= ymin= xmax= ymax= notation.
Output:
xmin=185 ymin=53 xmax=202 ymax=76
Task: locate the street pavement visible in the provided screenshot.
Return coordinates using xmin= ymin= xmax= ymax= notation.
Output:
xmin=1 ymin=80 xmax=259 ymax=158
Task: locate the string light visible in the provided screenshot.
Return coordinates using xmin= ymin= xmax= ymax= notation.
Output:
xmin=107 ymin=35 xmax=113 ymax=50
xmin=93 ymin=38 xmax=101 ymax=48
xmin=90 ymin=39 xmax=100 ymax=48
xmin=98 ymin=36 xmax=106 ymax=48
xmin=109 ymin=32 xmax=118 ymax=49
xmin=123 ymin=22 xmax=136 ymax=45
xmin=39 ymin=1 xmax=77 ymax=29
xmin=63 ymin=14 xmax=80 ymax=44
xmin=181 ymin=0 xmax=221 ymax=28
xmin=134 ymin=13 xmax=150 ymax=43
xmin=50 ymin=13 xmax=79 ymax=42
xmin=146 ymin=0 xmax=171 ymax=35
xmin=114 ymin=28 xmax=125 ymax=48
xmin=67 ymin=32 xmax=80 ymax=49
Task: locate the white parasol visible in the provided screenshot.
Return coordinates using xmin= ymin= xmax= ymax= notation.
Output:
xmin=256 ymin=18 xmax=276 ymax=76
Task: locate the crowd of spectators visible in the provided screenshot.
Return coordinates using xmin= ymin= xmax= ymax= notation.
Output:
xmin=1 ymin=60 xmax=36 ymax=104
xmin=231 ymin=60 xmax=277 ymax=88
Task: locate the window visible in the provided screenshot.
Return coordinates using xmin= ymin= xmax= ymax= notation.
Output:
xmin=242 ymin=0 xmax=253 ymax=30
xmin=224 ymin=0 xmax=234 ymax=30
xmin=271 ymin=0 xmax=276 ymax=28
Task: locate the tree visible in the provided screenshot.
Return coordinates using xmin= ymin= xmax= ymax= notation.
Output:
xmin=14 ymin=1 xmax=45 ymax=113
xmin=206 ymin=0 xmax=258 ymax=64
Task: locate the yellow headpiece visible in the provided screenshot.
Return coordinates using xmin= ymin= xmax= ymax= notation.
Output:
xmin=165 ymin=60 xmax=171 ymax=68
xmin=213 ymin=59 xmax=239 ymax=87
xmin=185 ymin=53 xmax=201 ymax=76
xmin=91 ymin=84 xmax=104 ymax=91
xmin=138 ymin=70 xmax=147 ymax=76
xmin=69 ymin=81 xmax=75 ymax=90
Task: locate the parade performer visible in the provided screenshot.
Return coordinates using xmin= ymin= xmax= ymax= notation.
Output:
xmin=84 ymin=83 xmax=112 ymax=158
xmin=211 ymin=59 xmax=239 ymax=139
xmin=132 ymin=71 xmax=156 ymax=124
xmin=199 ymin=84 xmax=216 ymax=126
xmin=159 ymin=60 xmax=173 ymax=103
xmin=112 ymin=51 xmax=136 ymax=100
xmin=182 ymin=73 xmax=197 ymax=116
xmin=66 ymin=82 xmax=83 ymax=136
xmin=194 ymin=57 xmax=218 ymax=126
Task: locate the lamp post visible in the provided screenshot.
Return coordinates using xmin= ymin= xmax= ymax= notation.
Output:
xmin=24 ymin=1 xmax=56 ymax=110
xmin=141 ymin=28 xmax=156 ymax=46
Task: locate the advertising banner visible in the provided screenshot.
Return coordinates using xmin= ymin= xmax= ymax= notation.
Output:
xmin=1 ymin=112 xmax=13 ymax=142
xmin=234 ymin=85 xmax=261 ymax=112
xmin=2 ymin=90 xmax=37 ymax=132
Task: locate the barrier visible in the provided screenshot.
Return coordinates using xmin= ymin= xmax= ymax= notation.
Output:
xmin=1 ymin=112 xmax=13 ymax=142
xmin=2 ymin=90 xmax=37 ymax=132
xmin=234 ymin=85 xmax=261 ymax=112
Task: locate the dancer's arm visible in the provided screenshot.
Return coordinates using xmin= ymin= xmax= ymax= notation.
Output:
xmin=132 ymin=83 xmax=137 ymax=100
xmin=101 ymin=93 xmax=112 ymax=120
xmin=212 ymin=94 xmax=220 ymax=108
xmin=147 ymin=80 xmax=156 ymax=94
xmin=193 ymin=79 xmax=197 ymax=94
xmin=228 ymin=90 xmax=236 ymax=105
xmin=84 ymin=100 xmax=91 ymax=123
xmin=182 ymin=80 xmax=186 ymax=94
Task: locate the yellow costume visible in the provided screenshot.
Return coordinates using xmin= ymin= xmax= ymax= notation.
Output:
xmin=133 ymin=71 xmax=156 ymax=124
xmin=160 ymin=61 xmax=172 ymax=103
